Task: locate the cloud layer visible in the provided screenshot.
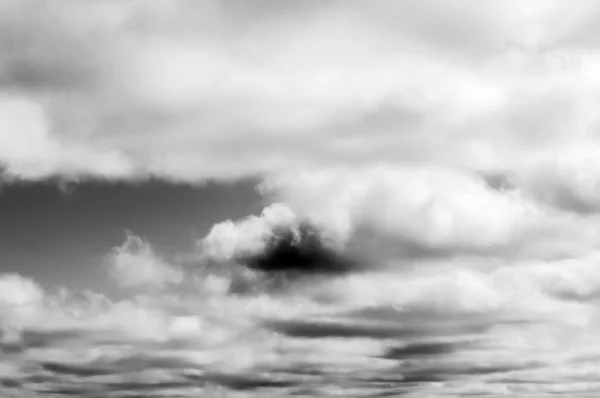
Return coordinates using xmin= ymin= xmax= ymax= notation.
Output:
xmin=3 ymin=242 xmax=600 ymax=396
xmin=4 ymin=0 xmax=600 ymax=396
xmin=3 ymin=0 xmax=600 ymax=190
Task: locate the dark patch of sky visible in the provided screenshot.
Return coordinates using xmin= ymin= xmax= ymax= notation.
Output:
xmin=0 ymin=179 xmax=262 ymax=292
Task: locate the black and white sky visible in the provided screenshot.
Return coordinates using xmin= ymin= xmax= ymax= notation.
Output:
xmin=3 ymin=0 xmax=600 ymax=397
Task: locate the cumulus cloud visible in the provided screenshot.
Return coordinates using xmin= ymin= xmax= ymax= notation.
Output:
xmin=256 ymin=165 xmax=600 ymax=262
xmin=107 ymin=233 xmax=184 ymax=289
xmin=201 ymin=203 xmax=300 ymax=263
xmin=260 ymin=166 xmax=537 ymax=250
xmin=200 ymin=203 xmax=358 ymax=288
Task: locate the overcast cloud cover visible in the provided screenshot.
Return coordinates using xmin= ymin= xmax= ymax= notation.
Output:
xmin=4 ymin=0 xmax=600 ymax=396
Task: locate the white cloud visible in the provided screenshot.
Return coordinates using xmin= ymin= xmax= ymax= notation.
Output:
xmin=259 ymin=165 xmax=591 ymax=257
xmin=0 ymin=273 xmax=44 ymax=336
xmin=0 ymin=273 xmax=44 ymax=306
xmin=0 ymin=96 xmax=134 ymax=180
xmin=107 ymin=233 xmax=184 ymax=289
xmin=3 ymin=0 xmax=600 ymax=188
xmin=201 ymin=203 xmax=299 ymax=262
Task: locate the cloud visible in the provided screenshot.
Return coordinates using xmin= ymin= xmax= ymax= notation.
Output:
xmin=200 ymin=202 xmax=357 ymax=277
xmin=0 ymin=273 xmax=44 ymax=307
xmin=201 ymin=203 xmax=300 ymax=263
xmin=241 ymin=223 xmax=356 ymax=275
xmin=106 ymin=233 xmax=184 ymax=289
xmin=0 ymin=96 xmax=134 ymax=180
xmin=0 ymin=260 xmax=599 ymax=396
xmin=0 ymin=273 xmax=44 ymax=339
xmin=492 ymin=251 xmax=600 ymax=303
xmin=2 ymin=0 xmax=600 ymax=188
xmin=256 ymin=165 xmax=600 ymax=262
xmin=260 ymin=166 xmax=535 ymax=250
xmin=516 ymin=146 xmax=600 ymax=213
xmin=8 ymin=1 xmax=600 ymax=396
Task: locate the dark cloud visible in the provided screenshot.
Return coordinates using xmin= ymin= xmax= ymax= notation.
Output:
xmin=105 ymin=380 xmax=192 ymax=392
xmin=242 ymin=223 xmax=360 ymax=275
xmin=187 ymin=373 xmax=298 ymax=391
xmin=395 ymin=361 xmax=544 ymax=384
xmin=368 ymin=389 xmax=415 ymax=398
xmin=1 ymin=329 xmax=83 ymax=354
xmin=27 ymin=374 xmax=58 ymax=384
xmin=264 ymin=306 xmax=510 ymax=341
xmin=35 ymin=386 xmax=90 ymax=396
xmin=265 ymin=318 xmax=421 ymax=339
xmin=21 ymin=330 xmax=83 ymax=349
xmin=382 ymin=341 xmax=468 ymax=360
xmin=0 ymin=342 xmax=24 ymax=355
xmin=0 ymin=378 xmax=21 ymax=388
xmin=109 ymin=354 xmax=199 ymax=373
xmin=42 ymin=362 xmax=113 ymax=378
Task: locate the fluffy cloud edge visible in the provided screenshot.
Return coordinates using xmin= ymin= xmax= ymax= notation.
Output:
xmin=106 ymin=232 xmax=184 ymax=289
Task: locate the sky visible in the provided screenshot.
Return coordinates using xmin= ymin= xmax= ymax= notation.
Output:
xmin=4 ymin=0 xmax=600 ymax=397
xmin=0 ymin=180 xmax=261 ymax=294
